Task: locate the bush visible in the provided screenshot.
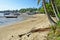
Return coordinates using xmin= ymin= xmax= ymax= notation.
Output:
xmin=56 ymin=21 xmax=60 ymax=28
xmin=58 ymin=13 xmax=60 ymax=18
xmin=47 ymin=21 xmax=60 ymax=40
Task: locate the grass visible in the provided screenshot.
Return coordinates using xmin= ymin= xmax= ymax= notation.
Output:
xmin=58 ymin=13 xmax=60 ymax=18
xmin=47 ymin=21 xmax=60 ymax=40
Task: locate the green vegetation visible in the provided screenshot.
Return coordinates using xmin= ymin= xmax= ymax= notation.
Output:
xmin=46 ymin=3 xmax=55 ymax=17
xmin=38 ymin=7 xmax=44 ymax=13
xmin=55 ymin=0 xmax=60 ymax=13
xmin=47 ymin=21 xmax=60 ymax=40
xmin=19 ymin=8 xmax=37 ymax=13
xmin=37 ymin=0 xmax=60 ymax=40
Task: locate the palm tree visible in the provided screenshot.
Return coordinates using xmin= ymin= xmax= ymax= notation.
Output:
xmin=54 ymin=0 xmax=60 ymax=20
xmin=38 ymin=0 xmax=56 ymax=25
xmin=50 ymin=0 xmax=60 ymax=21
xmin=54 ymin=1 xmax=59 ymax=15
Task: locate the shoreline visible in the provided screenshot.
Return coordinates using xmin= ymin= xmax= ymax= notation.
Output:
xmin=0 ymin=17 xmax=30 ymax=28
xmin=0 ymin=14 xmax=33 ymax=28
xmin=0 ymin=14 xmax=51 ymax=40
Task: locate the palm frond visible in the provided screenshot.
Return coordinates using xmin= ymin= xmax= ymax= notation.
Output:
xmin=37 ymin=0 xmax=40 ymax=5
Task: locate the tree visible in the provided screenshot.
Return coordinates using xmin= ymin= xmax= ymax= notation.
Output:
xmin=55 ymin=0 xmax=60 ymax=12
xmin=19 ymin=8 xmax=37 ymax=13
xmin=55 ymin=0 xmax=60 ymax=18
xmin=50 ymin=0 xmax=60 ymax=21
xmin=38 ymin=0 xmax=56 ymax=25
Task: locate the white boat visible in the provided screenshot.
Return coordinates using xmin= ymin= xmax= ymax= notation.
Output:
xmin=4 ymin=13 xmax=18 ymax=18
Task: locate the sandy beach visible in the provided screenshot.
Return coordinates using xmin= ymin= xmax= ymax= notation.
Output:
xmin=0 ymin=14 xmax=52 ymax=40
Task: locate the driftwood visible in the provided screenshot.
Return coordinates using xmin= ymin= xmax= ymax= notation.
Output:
xmin=18 ymin=27 xmax=51 ymax=37
xmin=10 ymin=27 xmax=51 ymax=40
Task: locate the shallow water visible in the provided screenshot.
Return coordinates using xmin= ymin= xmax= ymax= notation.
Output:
xmin=0 ymin=17 xmax=23 ymax=26
xmin=0 ymin=13 xmax=31 ymax=27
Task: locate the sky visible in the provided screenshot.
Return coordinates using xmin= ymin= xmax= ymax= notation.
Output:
xmin=0 ymin=0 xmax=42 ymax=11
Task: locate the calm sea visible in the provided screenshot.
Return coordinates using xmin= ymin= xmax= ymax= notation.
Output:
xmin=0 ymin=13 xmax=31 ymax=27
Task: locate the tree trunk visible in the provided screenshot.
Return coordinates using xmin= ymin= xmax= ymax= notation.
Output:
xmin=55 ymin=4 xmax=59 ymax=15
xmin=51 ymin=0 xmax=60 ymax=21
xmin=42 ymin=0 xmax=56 ymax=25
xmin=54 ymin=1 xmax=60 ymax=20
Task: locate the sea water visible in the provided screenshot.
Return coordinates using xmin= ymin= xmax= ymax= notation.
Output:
xmin=0 ymin=17 xmax=23 ymax=26
xmin=0 ymin=13 xmax=31 ymax=27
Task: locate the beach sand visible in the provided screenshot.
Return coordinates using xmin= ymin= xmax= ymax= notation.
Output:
xmin=0 ymin=14 xmax=53 ymax=40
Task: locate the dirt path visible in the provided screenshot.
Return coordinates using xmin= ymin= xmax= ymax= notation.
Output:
xmin=0 ymin=14 xmax=51 ymax=40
